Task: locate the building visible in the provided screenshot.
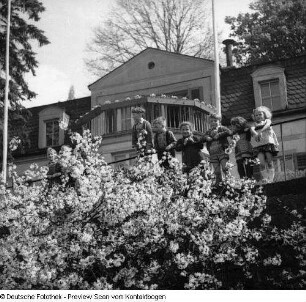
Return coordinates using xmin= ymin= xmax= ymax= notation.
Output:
xmin=11 ymin=48 xmax=306 ymax=178
xmin=220 ymin=53 xmax=306 ymax=178
xmin=11 ymin=96 xmax=91 ymax=174
xmin=77 ymin=48 xmax=218 ymax=166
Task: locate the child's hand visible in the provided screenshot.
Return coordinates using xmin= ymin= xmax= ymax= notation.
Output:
xmin=165 ymin=145 xmax=171 ymax=151
xmin=206 ymin=136 xmax=213 ymax=142
xmin=184 ymin=137 xmax=193 ymax=145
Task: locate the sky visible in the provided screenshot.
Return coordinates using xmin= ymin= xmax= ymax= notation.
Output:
xmin=23 ymin=0 xmax=252 ymax=108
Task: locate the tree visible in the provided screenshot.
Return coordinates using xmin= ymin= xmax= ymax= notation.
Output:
xmin=0 ymin=0 xmax=49 ymax=108
xmin=0 ymin=130 xmax=305 ymax=289
xmin=85 ymin=0 xmax=214 ymax=76
xmin=67 ymin=85 xmax=75 ymax=100
xmin=225 ymin=0 xmax=306 ymax=65
xmin=0 ymin=0 xmax=49 ymax=164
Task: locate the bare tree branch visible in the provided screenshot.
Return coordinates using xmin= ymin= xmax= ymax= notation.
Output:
xmin=85 ymin=0 xmax=214 ymax=76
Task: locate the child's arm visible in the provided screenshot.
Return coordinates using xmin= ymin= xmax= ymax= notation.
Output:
xmin=203 ymin=130 xmax=213 ymax=142
xmin=257 ymin=119 xmax=271 ymax=133
xmin=165 ymin=131 xmax=177 ymax=150
xmin=166 ymin=141 xmax=177 ymax=150
xmin=213 ymin=126 xmax=232 ymax=140
xmin=250 ymin=123 xmax=258 ymax=137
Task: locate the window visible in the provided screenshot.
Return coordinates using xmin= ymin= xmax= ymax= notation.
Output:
xmin=181 ymin=106 xmax=190 ymax=122
xmin=273 ymin=153 xmax=306 ymax=174
xmin=148 ymin=62 xmax=155 ymax=69
xmin=121 ymin=107 xmax=132 ymax=131
xmin=260 ymin=80 xmax=281 ymax=111
xmin=46 ymin=119 xmax=59 ymax=146
xmin=152 ymin=104 xmax=160 ymax=120
xmin=105 ymin=109 xmax=116 ymax=134
xmin=167 ymin=106 xmax=180 ymax=128
xmin=191 ymin=88 xmax=200 ymax=100
xmin=194 ymin=110 xmax=209 ymax=133
xmin=38 ymin=107 xmax=68 ymax=149
xmin=297 ymin=153 xmax=306 ymax=170
xmin=168 ymin=88 xmax=202 ymax=100
xmin=251 ymin=65 xmax=287 ymax=111
xmin=169 ymin=90 xmax=188 ymax=98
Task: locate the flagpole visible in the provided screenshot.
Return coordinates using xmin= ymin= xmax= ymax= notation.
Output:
xmin=2 ymin=0 xmax=12 ymax=184
xmin=212 ymin=0 xmax=221 ymax=116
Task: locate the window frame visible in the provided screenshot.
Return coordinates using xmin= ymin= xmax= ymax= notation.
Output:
xmin=38 ymin=107 xmax=67 ymax=149
xmin=105 ymin=108 xmax=116 ymax=134
xmin=259 ymin=79 xmax=282 ymax=111
xmin=45 ymin=119 xmax=60 ymax=147
xmin=121 ymin=106 xmax=132 ymax=131
xmin=251 ymin=65 xmax=287 ymax=111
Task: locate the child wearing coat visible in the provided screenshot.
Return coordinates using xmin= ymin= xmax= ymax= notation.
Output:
xmin=204 ymin=114 xmax=232 ymax=184
xmin=175 ymin=121 xmax=204 ymax=174
xmin=131 ymin=107 xmax=154 ymax=155
xmin=152 ymin=116 xmax=176 ymax=168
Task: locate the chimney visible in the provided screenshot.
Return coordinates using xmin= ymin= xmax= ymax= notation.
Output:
xmin=222 ymin=39 xmax=236 ymax=67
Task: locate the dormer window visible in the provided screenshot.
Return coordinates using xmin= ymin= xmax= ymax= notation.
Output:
xmin=38 ymin=107 xmax=69 ymax=149
xmin=251 ymin=65 xmax=287 ymax=111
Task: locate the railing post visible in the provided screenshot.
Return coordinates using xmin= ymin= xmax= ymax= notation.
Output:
xmin=280 ymin=123 xmax=287 ymax=181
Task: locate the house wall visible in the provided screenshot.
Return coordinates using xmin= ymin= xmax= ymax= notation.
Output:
xmin=93 ymin=77 xmax=213 ymax=105
xmin=11 ymin=52 xmax=305 ymax=181
xmin=90 ymin=49 xmax=215 ymax=107
xmin=14 ymin=155 xmax=48 ymax=175
xmin=89 ymin=49 xmax=216 ymax=164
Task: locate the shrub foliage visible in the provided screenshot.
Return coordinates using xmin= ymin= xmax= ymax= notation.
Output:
xmin=0 ymin=131 xmax=305 ymax=289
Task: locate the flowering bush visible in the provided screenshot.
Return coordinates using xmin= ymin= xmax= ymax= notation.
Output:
xmin=0 ymin=130 xmax=304 ymax=289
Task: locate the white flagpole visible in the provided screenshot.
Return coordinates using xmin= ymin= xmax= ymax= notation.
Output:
xmin=2 ymin=0 xmax=12 ymax=184
xmin=212 ymin=0 xmax=221 ymax=116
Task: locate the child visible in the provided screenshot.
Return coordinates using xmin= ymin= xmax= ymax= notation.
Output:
xmin=204 ymin=114 xmax=232 ymax=184
xmin=175 ymin=121 xmax=204 ymax=174
xmin=46 ymin=147 xmax=62 ymax=187
xmin=152 ymin=117 xmax=177 ymax=168
xmin=131 ymin=107 xmax=153 ymax=155
xmin=250 ymin=106 xmax=279 ymax=183
xmin=230 ymin=116 xmax=254 ymax=179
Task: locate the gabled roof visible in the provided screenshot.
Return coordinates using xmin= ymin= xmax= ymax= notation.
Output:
xmin=88 ymin=47 xmax=214 ymax=90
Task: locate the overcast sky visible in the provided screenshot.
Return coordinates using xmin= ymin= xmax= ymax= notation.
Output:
xmin=23 ymin=0 xmax=251 ymax=108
